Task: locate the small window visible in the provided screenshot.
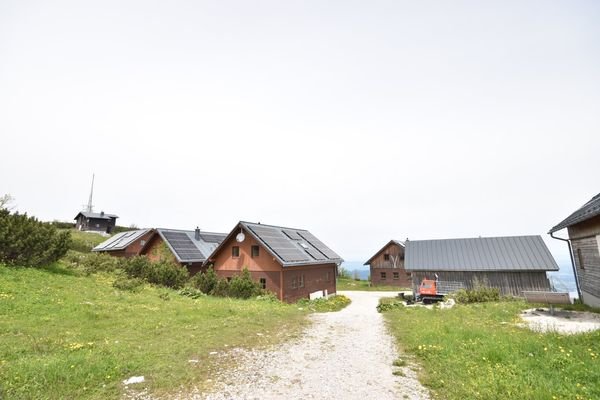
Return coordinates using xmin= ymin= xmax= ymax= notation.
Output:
xmin=226 ymin=277 xmax=232 ymax=282
xmin=326 ymin=271 xmax=330 ymax=282
xmin=299 ymin=274 xmax=305 ymax=288
xmin=292 ymin=277 xmax=297 ymax=289
xmin=577 ymin=248 xmax=585 ymax=270
xmin=232 ymin=246 xmax=240 ymax=258
xmin=383 ymin=254 xmax=390 ymax=261
xmin=259 ymin=278 xmax=267 ymax=290
xmin=393 ymin=272 xmax=399 ymax=280
xmin=251 ymin=245 xmax=260 ymax=257
xmin=381 ymin=272 xmax=387 ymax=280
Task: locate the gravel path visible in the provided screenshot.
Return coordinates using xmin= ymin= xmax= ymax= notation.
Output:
xmin=196 ymin=291 xmax=430 ymax=400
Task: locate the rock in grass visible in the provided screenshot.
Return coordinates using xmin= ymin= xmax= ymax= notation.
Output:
xmin=123 ymin=376 xmax=145 ymax=385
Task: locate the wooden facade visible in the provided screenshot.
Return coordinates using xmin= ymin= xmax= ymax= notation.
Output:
xmin=140 ymin=233 xmax=205 ymax=275
xmin=410 ymin=271 xmax=552 ymax=297
xmin=567 ymin=214 xmax=600 ymax=307
xmin=208 ymin=224 xmax=338 ymax=303
xmin=365 ymin=241 xmax=411 ymax=287
xmin=74 ymin=212 xmax=117 ymax=234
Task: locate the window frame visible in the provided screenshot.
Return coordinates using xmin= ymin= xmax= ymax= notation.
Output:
xmin=393 ymin=271 xmax=399 ymax=280
xmin=380 ymin=271 xmax=387 ymax=280
xmin=259 ymin=278 xmax=267 ymax=290
xmin=232 ymin=246 xmax=240 ymax=258
xmin=251 ymin=245 xmax=260 ymax=258
xmin=383 ymin=253 xmax=390 ymax=261
xmin=299 ymin=274 xmax=305 ymax=288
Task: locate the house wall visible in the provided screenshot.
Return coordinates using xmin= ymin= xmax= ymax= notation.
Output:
xmin=410 ymin=271 xmax=552 ymax=297
xmin=569 ymin=217 xmax=600 ymax=306
xmin=368 ymin=242 xmax=411 ymax=287
xmin=210 ymin=231 xmax=337 ymax=302
xmin=75 ymin=216 xmax=117 ymax=233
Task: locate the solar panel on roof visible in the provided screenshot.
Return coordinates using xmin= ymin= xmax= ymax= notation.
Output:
xmin=304 ymin=246 xmax=327 ymax=261
xmin=200 ymin=233 xmax=226 ymax=243
xmin=162 ymin=231 xmax=205 ymax=260
xmin=298 ymin=232 xmax=340 ymax=260
xmin=247 ymin=225 xmax=309 ymax=263
xmin=94 ymin=230 xmax=149 ymax=251
xmin=282 ymin=229 xmax=303 ymax=240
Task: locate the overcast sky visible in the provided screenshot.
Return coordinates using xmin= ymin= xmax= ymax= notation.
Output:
xmin=1 ymin=1 xmax=599 ymax=264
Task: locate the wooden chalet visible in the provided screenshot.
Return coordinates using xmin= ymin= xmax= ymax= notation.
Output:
xmin=140 ymin=228 xmax=227 ymax=275
xmin=405 ymin=235 xmax=558 ymax=296
xmin=74 ymin=211 xmax=118 ymax=234
xmin=549 ymin=192 xmax=600 ymax=307
xmin=92 ymin=229 xmax=154 ymax=258
xmin=207 ymin=221 xmax=343 ymax=302
xmin=364 ymin=240 xmax=411 ymax=287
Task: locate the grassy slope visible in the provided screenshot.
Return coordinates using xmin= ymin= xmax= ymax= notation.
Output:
xmin=384 ymin=301 xmax=600 ymax=400
xmin=65 ymin=229 xmax=109 ymax=252
xmin=0 ymin=265 xmax=306 ymax=399
xmin=337 ymin=277 xmax=409 ymax=292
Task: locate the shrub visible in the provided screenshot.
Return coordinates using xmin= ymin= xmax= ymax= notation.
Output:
xmin=338 ymin=266 xmax=351 ymax=279
xmin=297 ymin=294 xmax=351 ymax=312
xmin=0 ymin=209 xmax=71 ymax=267
xmin=228 ymin=268 xmax=263 ymax=299
xmin=190 ymin=267 xmax=219 ymax=294
xmin=451 ymin=286 xmax=500 ymax=303
xmin=63 ymin=251 xmax=123 ymax=274
xmin=212 ymin=278 xmax=231 ymax=297
xmin=112 ymin=276 xmax=144 ymax=292
xmin=123 ymin=257 xmax=188 ymax=289
xmin=179 ymin=287 xmax=206 ymax=299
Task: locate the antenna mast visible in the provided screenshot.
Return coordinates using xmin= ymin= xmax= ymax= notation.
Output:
xmin=86 ymin=174 xmax=95 ymax=213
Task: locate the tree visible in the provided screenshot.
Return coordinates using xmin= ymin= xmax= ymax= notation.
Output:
xmin=0 ymin=194 xmax=14 ymax=210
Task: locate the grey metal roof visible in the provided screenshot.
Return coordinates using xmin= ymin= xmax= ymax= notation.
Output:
xmin=363 ymin=240 xmax=405 ymax=266
xmin=157 ymin=228 xmax=227 ymax=263
xmin=549 ymin=192 xmax=600 ymax=233
xmin=211 ymin=221 xmax=343 ymax=267
xmin=93 ymin=229 xmax=152 ymax=252
xmin=74 ymin=211 xmax=119 ymax=220
xmin=405 ymin=235 xmax=559 ymax=272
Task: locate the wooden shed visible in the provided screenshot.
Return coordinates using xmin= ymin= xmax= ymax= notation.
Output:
xmin=207 ymin=221 xmax=343 ymax=303
xmin=549 ymin=192 xmax=600 ymax=307
xmin=74 ymin=211 xmax=118 ymax=234
xmin=364 ymin=240 xmax=411 ymax=287
xmin=140 ymin=228 xmax=227 ymax=275
xmin=92 ymin=228 xmax=154 ymax=258
xmin=405 ymin=235 xmax=558 ymax=297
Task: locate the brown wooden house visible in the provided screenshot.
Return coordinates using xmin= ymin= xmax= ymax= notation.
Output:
xmin=405 ymin=235 xmax=558 ymax=296
xmin=74 ymin=211 xmax=118 ymax=234
xmin=364 ymin=240 xmax=411 ymax=287
xmin=549 ymin=192 xmax=600 ymax=307
xmin=207 ymin=221 xmax=343 ymax=302
xmin=140 ymin=228 xmax=227 ymax=275
xmin=92 ymin=228 xmax=154 ymax=257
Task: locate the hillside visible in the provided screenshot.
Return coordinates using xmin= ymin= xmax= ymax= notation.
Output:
xmin=0 ymin=264 xmax=307 ymax=399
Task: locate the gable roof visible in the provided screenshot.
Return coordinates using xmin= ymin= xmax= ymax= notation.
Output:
xmin=363 ymin=240 xmax=405 ymax=265
xmin=209 ymin=221 xmax=343 ymax=267
xmin=93 ymin=229 xmax=153 ymax=252
xmin=405 ymin=235 xmax=558 ymax=272
xmin=74 ymin=211 xmax=118 ymax=220
xmin=155 ymin=228 xmax=227 ymax=263
xmin=549 ymin=192 xmax=600 ymax=233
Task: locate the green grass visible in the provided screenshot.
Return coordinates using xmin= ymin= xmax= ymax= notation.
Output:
xmin=337 ymin=277 xmax=408 ymax=292
xmin=0 ymin=264 xmax=307 ymax=399
xmin=383 ymin=301 xmax=600 ymax=400
xmin=65 ymin=229 xmax=110 ymax=253
xmin=297 ymin=294 xmax=351 ymax=312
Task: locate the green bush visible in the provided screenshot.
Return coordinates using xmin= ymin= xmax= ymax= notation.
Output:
xmin=451 ymin=286 xmax=500 ymax=303
xmin=297 ymin=294 xmax=351 ymax=312
xmin=63 ymin=251 xmax=123 ymax=274
xmin=0 ymin=209 xmax=71 ymax=267
xmin=112 ymin=276 xmax=144 ymax=292
xmin=228 ymin=268 xmax=263 ymax=299
xmin=123 ymin=256 xmax=188 ymax=289
xmin=212 ymin=278 xmax=231 ymax=297
xmin=190 ymin=267 xmax=219 ymax=294
xmin=178 ymin=287 xmax=206 ymax=299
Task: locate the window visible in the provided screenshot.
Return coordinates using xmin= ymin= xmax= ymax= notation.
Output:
xmin=577 ymin=248 xmax=585 ymax=270
xmin=380 ymin=272 xmax=387 ymax=280
xmin=326 ymin=272 xmax=330 ymax=282
xmin=383 ymin=254 xmax=390 ymax=261
xmin=292 ymin=277 xmax=297 ymax=289
xmin=251 ymin=245 xmax=260 ymax=257
xmin=226 ymin=277 xmax=232 ymax=282
xmin=393 ymin=272 xmax=399 ymax=280
xmin=299 ymin=274 xmax=305 ymax=288
xmin=259 ymin=278 xmax=267 ymax=290
xmin=232 ymin=246 xmax=240 ymax=258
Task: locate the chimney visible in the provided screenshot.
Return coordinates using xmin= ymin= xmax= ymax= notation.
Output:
xmin=195 ymin=226 xmax=200 ymax=240
xmin=100 ymin=211 xmax=104 ymax=217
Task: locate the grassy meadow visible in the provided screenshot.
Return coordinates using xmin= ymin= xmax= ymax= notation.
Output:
xmin=383 ymin=301 xmax=600 ymax=400
xmin=0 ymin=264 xmax=307 ymax=399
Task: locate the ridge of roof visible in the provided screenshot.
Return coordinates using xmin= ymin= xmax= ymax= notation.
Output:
xmin=363 ymin=239 xmax=405 ymax=266
xmin=549 ymin=192 xmax=600 ymax=233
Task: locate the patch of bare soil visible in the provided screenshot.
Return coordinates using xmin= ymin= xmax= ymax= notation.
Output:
xmin=519 ymin=308 xmax=600 ymax=335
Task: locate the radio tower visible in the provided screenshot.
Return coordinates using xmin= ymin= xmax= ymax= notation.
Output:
xmin=86 ymin=174 xmax=95 ymax=213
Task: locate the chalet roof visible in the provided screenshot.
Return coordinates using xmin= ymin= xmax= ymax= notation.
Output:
xmin=156 ymin=228 xmax=227 ymax=263
xmin=74 ymin=211 xmax=118 ymax=220
xmin=405 ymin=235 xmax=558 ymax=272
xmin=210 ymin=221 xmax=343 ymax=267
xmin=363 ymin=240 xmax=405 ymax=266
xmin=549 ymin=192 xmax=600 ymax=233
xmin=92 ymin=229 xmax=152 ymax=252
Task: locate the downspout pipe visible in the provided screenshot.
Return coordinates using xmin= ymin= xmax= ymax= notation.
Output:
xmin=549 ymin=231 xmax=583 ymax=301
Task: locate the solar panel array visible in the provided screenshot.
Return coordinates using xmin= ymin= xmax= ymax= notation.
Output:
xmin=200 ymin=232 xmax=227 ymax=243
xmin=282 ymin=229 xmax=302 ymax=240
xmin=298 ymin=231 xmax=341 ymax=260
xmin=247 ymin=225 xmax=309 ymax=263
xmin=94 ymin=230 xmax=148 ymax=251
xmin=162 ymin=231 xmax=205 ymax=261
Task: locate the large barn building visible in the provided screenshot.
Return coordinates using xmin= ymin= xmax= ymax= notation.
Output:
xmin=405 ymin=235 xmax=558 ymax=296
xmin=549 ymin=192 xmax=600 ymax=307
xmin=207 ymin=221 xmax=343 ymax=302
